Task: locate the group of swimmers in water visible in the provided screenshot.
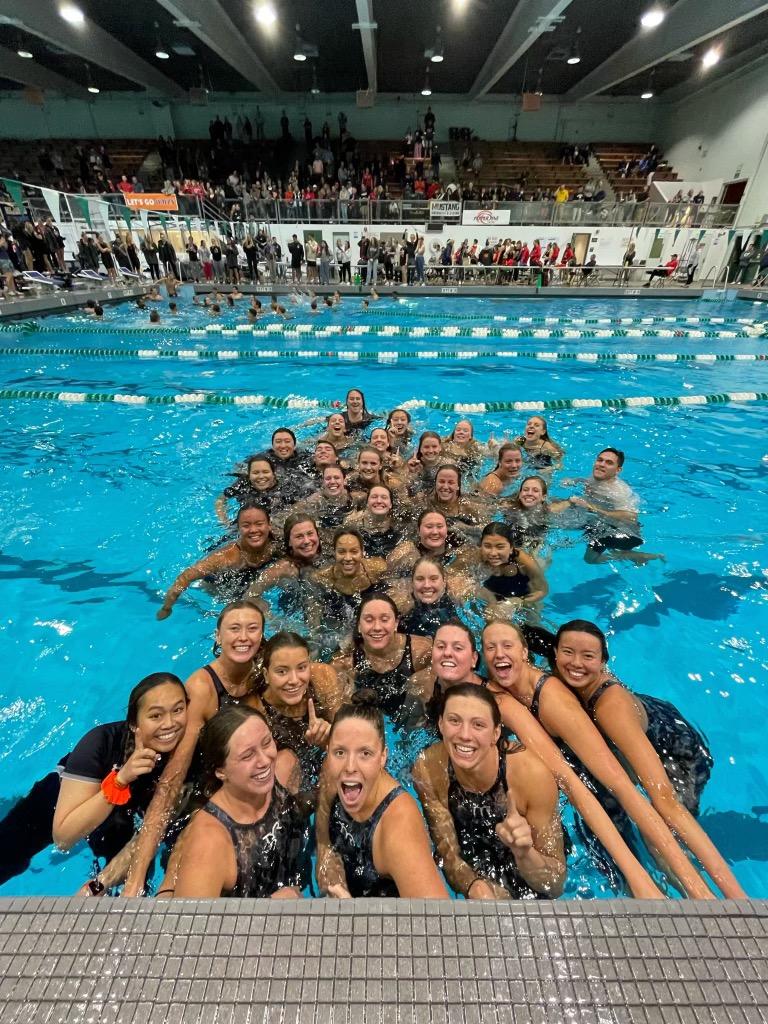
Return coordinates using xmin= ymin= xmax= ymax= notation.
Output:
xmin=0 ymin=388 xmax=744 ymax=902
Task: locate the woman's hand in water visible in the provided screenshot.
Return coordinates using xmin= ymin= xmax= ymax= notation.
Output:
xmin=304 ymin=699 xmax=331 ymax=749
xmin=495 ymin=801 xmax=534 ymax=854
xmin=326 ymin=883 xmax=352 ymax=899
xmin=467 ymin=877 xmax=507 ymax=900
xmin=117 ymin=737 xmax=161 ymax=787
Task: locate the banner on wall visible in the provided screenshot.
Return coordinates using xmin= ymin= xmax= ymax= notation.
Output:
xmin=125 ymin=193 xmax=179 ymax=212
xmin=1 ymin=178 xmax=24 ymax=212
xmin=461 ymin=209 xmax=512 ymax=226
xmin=429 ymin=200 xmax=461 ymax=220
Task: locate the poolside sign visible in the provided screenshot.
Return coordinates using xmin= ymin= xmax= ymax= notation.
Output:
xmin=462 ymin=209 xmax=512 ymax=226
xmin=125 ymin=194 xmax=179 ymax=212
xmin=429 ymin=200 xmax=461 ymax=220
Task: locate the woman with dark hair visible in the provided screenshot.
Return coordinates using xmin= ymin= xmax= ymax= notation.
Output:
xmin=477 ymin=443 xmax=524 ymax=497
xmin=553 ymin=620 xmax=743 ymax=897
xmin=421 ymin=464 xmax=485 ymax=539
xmin=412 ymin=684 xmax=566 ymax=899
xmin=310 ymin=529 xmax=388 ymax=637
xmin=343 ymin=485 xmax=403 ymax=557
xmin=0 ymin=672 xmax=187 ymax=889
xmin=317 ymin=413 xmax=353 ymax=453
xmin=369 ymin=427 xmax=407 ymax=476
xmin=385 ymin=407 xmax=413 ymax=455
xmin=391 ymin=557 xmax=459 ymax=638
xmin=407 ymin=431 xmax=445 ymax=493
xmin=246 ymin=514 xmax=327 ymax=607
xmin=388 ymin=509 xmax=464 ymax=576
xmin=331 ymin=594 xmax=432 ymax=723
xmin=344 ymin=446 xmax=386 ymax=503
xmin=315 ymin=692 xmax=449 ymax=898
xmin=504 ymin=476 xmax=569 ymax=552
xmin=214 ymin=456 xmax=282 ymax=525
xmin=246 ymin=428 xmax=313 ymax=501
xmin=292 ymin=465 xmax=355 ymax=538
xmin=452 ymin=522 xmax=548 ymax=608
xmin=514 ymin=416 xmax=563 ymax=468
xmin=249 ymin=632 xmax=343 ymax=794
xmin=122 ymin=601 xmax=266 ymax=896
xmin=167 ymin=706 xmax=308 ymax=898
xmin=480 ymin=621 xmax=717 ymax=899
xmin=157 ymin=503 xmax=276 ymax=618
xmin=342 ymin=388 xmax=375 ymax=432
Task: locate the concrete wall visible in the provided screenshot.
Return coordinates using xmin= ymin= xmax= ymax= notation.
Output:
xmin=0 ymin=91 xmax=660 ymax=144
xmin=658 ymin=59 xmax=768 ymax=228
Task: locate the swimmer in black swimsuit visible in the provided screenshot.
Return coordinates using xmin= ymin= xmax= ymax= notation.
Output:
xmin=308 ymin=529 xmax=389 ymax=642
xmin=343 ymin=485 xmax=403 ymax=558
xmin=514 ymin=415 xmax=563 ymax=469
xmin=553 ymin=620 xmax=744 ymax=898
xmin=342 ymin=387 xmax=376 ymax=434
xmin=165 ymin=706 xmax=308 ymax=898
xmin=0 ymin=673 xmax=187 ymax=891
xmin=331 ymin=594 xmax=433 ymax=724
xmin=215 ymin=456 xmax=283 ymax=526
xmin=315 ymin=693 xmax=449 ymax=898
xmin=392 ymin=556 xmax=459 ymax=638
xmin=121 ymin=601 xmax=265 ymax=896
xmin=413 ymin=684 xmax=565 ymax=899
xmin=421 ymin=464 xmax=485 ymax=542
xmin=451 ymin=522 xmax=548 ymax=610
xmin=388 ymin=509 xmax=465 ymax=577
xmin=504 ymin=476 xmax=569 ymax=553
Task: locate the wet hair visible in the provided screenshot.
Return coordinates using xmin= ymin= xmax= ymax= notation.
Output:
xmin=168 ymin=301 xmax=177 ymax=311
xmin=333 ymin=527 xmax=364 ymax=552
xmin=440 ymin=682 xmax=501 ymax=729
xmin=356 ymin=445 xmax=382 ymax=465
xmin=149 ymin=309 xmax=160 ymax=323
xmin=509 ymin=475 xmax=549 ymax=509
xmin=236 ymin=501 xmax=271 ymax=525
xmin=369 ymin=426 xmax=394 ymax=451
xmin=434 ymin=617 xmax=478 ymax=654
xmin=227 ymin=295 xmax=235 ymax=307
xmin=417 ymin=507 xmax=448 ymax=531
xmin=262 ymin=630 xmax=310 ymax=671
xmin=555 ymin=619 xmax=609 ymax=662
xmin=367 ymin=483 xmax=394 ymax=506
xmin=283 ymin=513 xmax=319 ymax=559
xmin=329 ymin=689 xmax=385 ymax=747
xmin=326 ymin=412 xmax=347 ymax=429
xmin=412 ymin=555 xmax=446 ymax=582
xmin=599 ymin=447 xmax=625 ymax=468
xmin=199 ymin=705 xmax=273 ymax=798
xmin=94 ymin=304 xmax=104 ymax=316
xmin=416 ymin=431 xmax=442 ymax=460
xmin=211 ymin=303 xmax=220 ymax=313
xmin=481 ymin=620 xmax=528 ymax=651
xmin=323 ymin=462 xmax=346 ymax=479
xmin=385 ymin=407 xmax=412 ymax=430
xmin=345 ymin=388 xmax=369 ymax=415
xmin=246 ymin=455 xmax=276 ymax=479
xmin=480 ymin=522 xmax=518 ymax=562
xmin=272 ymin=427 xmax=297 ymax=445
xmin=354 ymin=591 xmax=400 ymax=641
xmin=434 ymin=463 xmax=462 ymax=496
xmin=522 ymin=415 xmax=554 ymax=442
xmin=123 ymin=671 xmax=186 ymax=761
xmin=448 ymin=420 xmax=474 ymax=442
xmin=496 ymin=442 xmax=522 ymax=467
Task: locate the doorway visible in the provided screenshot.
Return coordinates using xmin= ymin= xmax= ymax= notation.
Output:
xmin=571 ymin=232 xmax=591 ymax=264
xmin=719 ymin=179 xmax=747 ymax=206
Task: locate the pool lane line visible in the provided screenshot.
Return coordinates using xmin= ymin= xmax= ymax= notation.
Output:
xmin=0 ymin=324 xmax=762 ymax=340
xmin=0 ymin=388 xmax=765 ymax=413
xmin=1 ymin=346 xmax=767 ymax=363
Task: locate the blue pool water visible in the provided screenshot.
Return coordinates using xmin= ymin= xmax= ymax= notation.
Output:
xmin=1 ymin=290 xmax=766 ymax=898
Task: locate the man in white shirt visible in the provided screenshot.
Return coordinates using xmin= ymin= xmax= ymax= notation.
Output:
xmin=567 ymin=448 xmax=664 ymax=564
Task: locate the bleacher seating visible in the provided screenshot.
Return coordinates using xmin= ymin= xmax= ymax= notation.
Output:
xmin=592 ymin=143 xmax=678 ymax=194
xmin=0 ymin=139 xmax=157 ymax=191
xmin=450 ymin=141 xmax=589 ymax=194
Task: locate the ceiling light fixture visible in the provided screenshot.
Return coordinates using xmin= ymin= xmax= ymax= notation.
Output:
xmin=17 ymin=49 xmax=33 ymax=58
xmin=156 ymin=48 xmax=170 ymax=59
xmin=421 ymin=68 xmax=432 ymax=96
xmin=641 ymin=88 xmax=653 ymax=99
xmin=88 ymin=85 xmax=99 ymax=94
xmin=426 ymin=25 xmax=444 ymax=63
xmin=255 ymin=2 xmax=277 ymax=27
xmin=535 ymin=66 xmax=544 ymax=96
xmin=310 ymin=65 xmax=320 ymax=95
xmin=702 ymin=46 xmax=720 ymax=69
xmin=293 ymin=23 xmax=308 ymax=61
xmin=641 ymin=68 xmax=655 ymax=99
xmin=153 ymin=22 xmax=170 ymax=60
xmin=641 ymin=6 xmax=665 ymax=29
xmin=566 ymin=26 xmax=582 ymax=65
xmin=59 ymin=3 xmax=85 ymax=26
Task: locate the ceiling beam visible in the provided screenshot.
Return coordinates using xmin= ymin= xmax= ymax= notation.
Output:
xmin=566 ymin=0 xmax=768 ymax=100
xmin=0 ymin=0 xmax=186 ymax=97
xmin=155 ymin=0 xmax=279 ymax=94
xmin=354 ymin=0 xmax=377 ymax=94
xmin=661 ymin=38 xmax=768 ymax=105
xmin=0 ymin=44 xmax=90 ymax=98
xmin=469 ymin=0 xmax=575 ymax=100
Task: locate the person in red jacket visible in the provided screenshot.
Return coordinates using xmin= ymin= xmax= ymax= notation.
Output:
xmin=644 ymin=254 xmax=679 ymax=286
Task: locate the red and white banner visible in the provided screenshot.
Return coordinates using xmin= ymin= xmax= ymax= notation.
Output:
xmin=461 ymin=208 xmax=512 ymax=226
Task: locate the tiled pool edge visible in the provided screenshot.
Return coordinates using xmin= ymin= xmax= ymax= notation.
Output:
xmin=0 ymin=897 xmax=765 ymax=1024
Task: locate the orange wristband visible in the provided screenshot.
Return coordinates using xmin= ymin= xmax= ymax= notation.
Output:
xmin=101 ymin=769 xmax=131 ymax=805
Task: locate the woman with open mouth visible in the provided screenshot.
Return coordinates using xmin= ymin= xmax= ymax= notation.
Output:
xmin=0 ymin=672 xmax=188 ymax=894
xmin=407 ymin=431 xmax=446 ymax=494
xmin=291 ymin=465 xmax=355 ymax=539
xmin=342 ymin=387 xmax=376 ymax=433
xmin=250 ymin=631 xmax=343 ymax=796
xmin=412 ymin=683 xmax=566 ymax=899
xmin=214 ymin=456 xmax=283 ymax=526
xmin=441 ymin=419 xmax=497 ymax=472
xmin=384 ymin=407 xmax=414 ymax=455
xmin=387 ymin=509 xmax=465 ymax=577
xmin=369 ymin=427 xmax=407 ymax=477
xmin=420 ymin=464 xmax=485 ymax=541
xmin=552 ymin=619 xmax=744 ymax=898
xmin=311 ymin=528 xmax=388 ymax=625
xmin=167 ymin=706 xmax=308 ymax=899
xmin=481 ymin=620 xmax=721 ymax=899
xmin=514 ymin=415 xmax=564 ymax=469
xmin=315 ymin=692 xmax=449 ymax=899
xmin=451 ymin=522 xmax=548 ymax=613
xmin=246 ymin=513 xmax=327 ymax=605
xmin=317 ymin=412 xmax=353 ymax=454
xmin=343 ymin=485 xmax=403 ymax=558
xmin=503 ymin=475 xmax=569 ymax=553
xmin=331 ymin=594 xmax=433 ymax=726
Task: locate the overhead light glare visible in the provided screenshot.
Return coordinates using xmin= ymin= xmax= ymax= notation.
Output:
xmin=566 ymin=26 xmax=582 ymax=65
xmin=641 ymin=7 xmax=665 ymax=29
xmin=702 ymin=46 xmax=720 ymax=69
xmin=88 ymin=85 xmax=100 ymax=94
xmin=293 ymin=50 xmax=307 ymax=62
xmin=17 ymin=49 xmax=33 ymax=59
xmin=566 ymin=53 xmax=581 ymax=65
xmin=641 ymin=89 xmax=653 ymax=99
xmin=59 ymin=3 xmax=85 ymax=26
xmin=421 ymin=69 xmax=432 ymax=97
xmin=431 ymin=52 xmax=444 ymax=64
xmin=155 ymin=48 xmax=170 ymax=59
xmin=255 ymin=3 xmax=277 ymax=27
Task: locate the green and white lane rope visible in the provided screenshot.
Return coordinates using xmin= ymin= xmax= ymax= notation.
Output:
xmin=0 ymin=387 xmax=765 ymax=413
xmin=1 ymin=346 xmax=766 ymax=364
xmin=1 ymin=323 xmax=766 ymax=340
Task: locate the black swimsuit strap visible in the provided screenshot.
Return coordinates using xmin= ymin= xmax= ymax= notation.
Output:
xmin=529 ymin=672 xmax=550 ymax=721
xmin=585 ymin=678 xmax=622 ymax=719
xmin=204 ymin=664 xmax=228 ymax=706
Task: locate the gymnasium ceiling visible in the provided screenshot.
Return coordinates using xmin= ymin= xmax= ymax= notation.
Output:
xmin=0 ymin=0 xmax=767 ymax=104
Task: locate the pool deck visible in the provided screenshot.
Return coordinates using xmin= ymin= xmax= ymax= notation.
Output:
xmin=0 ymin=283 xmax=151 ymax=321
xmin=0 ymin=896 xmax=765 ymax=1023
